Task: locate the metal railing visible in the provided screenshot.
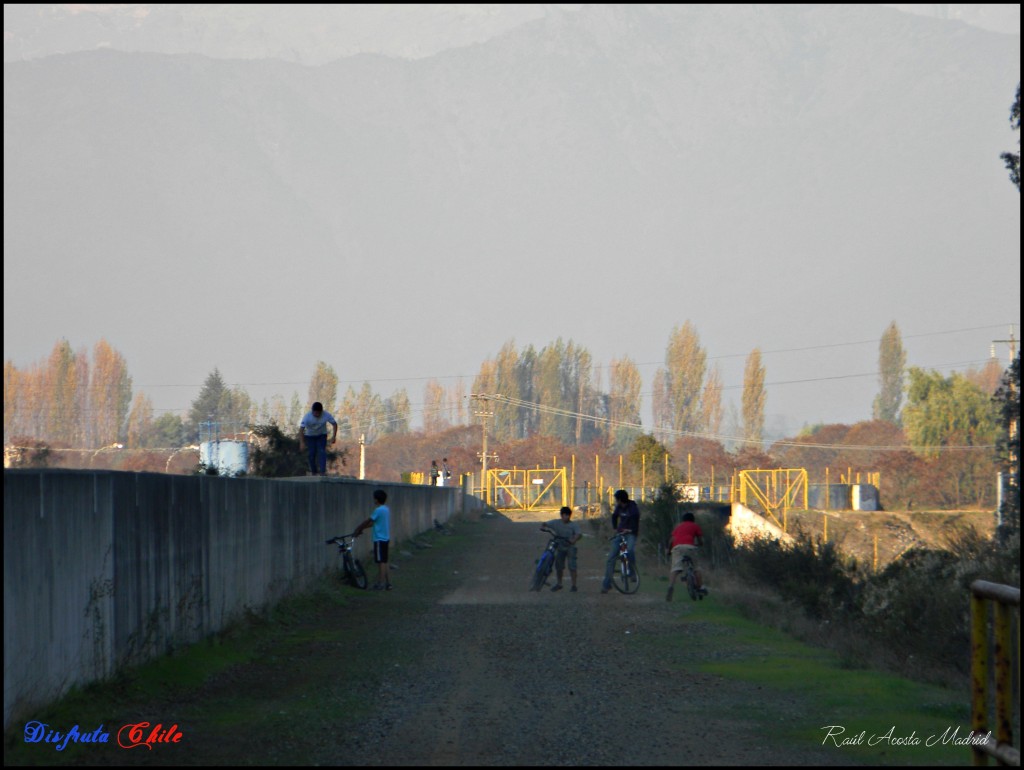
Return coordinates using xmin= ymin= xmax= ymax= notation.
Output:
xmin=970 ymin=579 xmax=1020 ymax=766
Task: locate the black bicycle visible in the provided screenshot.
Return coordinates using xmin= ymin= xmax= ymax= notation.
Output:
xmin=610 ymin=533 xmax=640 ymax=594
xmin=325 ymin=533 xmax=369 ymax=589
xmin=530 ymin=531 xmax=570 ymax=592
xmin=680 ymin=554 xmax=703 ymax=601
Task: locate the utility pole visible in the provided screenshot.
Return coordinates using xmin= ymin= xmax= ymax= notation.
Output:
xmin=470 ymin=393 xmax=499 ymax=504
xmin=992 ymin=325 xmax=1018 ymax=367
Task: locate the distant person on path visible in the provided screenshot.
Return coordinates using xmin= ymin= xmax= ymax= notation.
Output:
xmin=298 ymin=401 xmax=337 ymax=476
xmin=429 ymin=459 xmax=440 ymax=486
xmin=600 ymin=489 xmax=640 ymax=594
xmin=353 ymin=489 xmax=392 ymax=590
xmin=541 ymin=506 xmax=582 ymax=592
xmin=666 ymin=511 xmax=707 ymax=601
xmin=441 ymin=457 xmax=453 ymax=487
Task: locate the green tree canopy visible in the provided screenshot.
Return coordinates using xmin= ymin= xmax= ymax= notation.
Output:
xmin=902 ymin=367 xmax=999 ymax=457
xmin=1000 ymin=82 xmax=1020 ymax=191
xmin=994 ymin=354 xmax=1020 ymax=533
xmin=629 ymin=433 xmax=670 ymax=477
xmin=187 ymin=368 xmax=252 ymax=440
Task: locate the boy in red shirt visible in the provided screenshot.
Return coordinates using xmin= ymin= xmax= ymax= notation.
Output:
xmin=666 ymin=512 xmax=708 ymax=601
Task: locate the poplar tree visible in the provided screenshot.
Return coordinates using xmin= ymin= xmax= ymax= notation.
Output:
xmin=515 ymin=346 xmax=538 ymax=438
xmin=872 ymin=321 xmax=906 ymax=424
xmin=90 ymin=339 xmax=132 ymax=446
xmin=339 ymin=382 xmax=384 ymax=441
xmin=536 ymin=339 xmax=573 ymax=442
xmin=46 ymin=340 xmax=82 ymax=446
xmin=382 ymin=389 xmax=411 ymax=435
xmin=125 ymin=392 xmax=154 ymax=448
xmin=664 ymin=322 xmax=707 ymax=434
xmin=608 ymin=356 xmax=642 ymax=449
xmin=741 ymin=348 xmax=766 ymax=444
xmin=422 ymin=379 xmax=448 ymax=434
xmin=308 ymin=361 xmax=339 ymax=413
xmin=702 ymin=364 xmax=724 ymax=436
xmin=651 ymin=368 xmax=670 ymax=444
xmin=492 ymin=339 xmax=521 ymax=441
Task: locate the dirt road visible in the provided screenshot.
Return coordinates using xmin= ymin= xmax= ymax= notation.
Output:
xmin=337 ymin=513 xmax=846 ymax=766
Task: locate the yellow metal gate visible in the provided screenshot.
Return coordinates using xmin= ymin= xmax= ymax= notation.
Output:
xmin=486 ymin=468 xmax=567 ymax=511
xmin=737 ymin=468 xmax=809 ymax=529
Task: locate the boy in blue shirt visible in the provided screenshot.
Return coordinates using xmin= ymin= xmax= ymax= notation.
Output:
xmin=354 ymin=489 xmax=392 ymax=590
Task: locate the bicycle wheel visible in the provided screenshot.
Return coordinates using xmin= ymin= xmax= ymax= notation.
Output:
xmin=530 ymin=551 xmax=553 ymax=592
xmin=611 ymin=555 xmax=640 ymax=594
xmin=346 ymin=557 xmax=370 ymax=593
xmin=686 ymin=569 xmax=699 ymax=601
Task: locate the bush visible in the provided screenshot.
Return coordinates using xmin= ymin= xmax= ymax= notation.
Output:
xmin=729 ymin=522 xmax=1020 ymax=683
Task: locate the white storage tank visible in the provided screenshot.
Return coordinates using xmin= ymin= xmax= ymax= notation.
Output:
xmin=199 ymin=440 xmax=249 ymax=477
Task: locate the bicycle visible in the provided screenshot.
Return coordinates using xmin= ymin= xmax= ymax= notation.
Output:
xmin=325 ymin=533 xmax=369 ymax=589
xmin=610 ymin=533 xmax=640 ymax=594
xmin=530 ymin=531 xmax=570 ymax=592
xmin=680 ymin=554 xmax=704 ymax=601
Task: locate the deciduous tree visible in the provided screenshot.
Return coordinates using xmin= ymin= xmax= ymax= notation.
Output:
xmin=307 ymin=361 xmax=339 ymax=413
xmin=90 ymin=339 xmax=132 ymax=446
xmin=608 ymin=356 xmax=642 ymax=450
xmin=872 ymin=321 xmax=906 ymax=424
xmin=741 ymin=348 xmax=766 ymax=444
xmin=664 ymin=322 xmax=706 ymax=435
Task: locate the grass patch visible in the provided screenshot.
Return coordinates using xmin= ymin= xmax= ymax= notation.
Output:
xmin=4 ymin=520 xmax=472 ymax=766
xmin=662 ymin=599 xmax=974 ymax=765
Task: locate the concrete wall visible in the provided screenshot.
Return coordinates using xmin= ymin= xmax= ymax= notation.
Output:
xmin=3 ymin=469 xmax=483 ymax=730
xmin=727 ymin=502 xmax=792 ymax=545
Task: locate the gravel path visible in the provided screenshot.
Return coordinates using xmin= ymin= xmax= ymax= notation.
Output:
xmin=34 ymin=512 xmax=857 ymax=766
xmin=339 ymin=514 xmax=845 ymax=766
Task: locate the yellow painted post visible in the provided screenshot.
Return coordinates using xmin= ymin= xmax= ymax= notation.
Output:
xmin=664 ymin=453 xmax=668 ymax=483
xmin=825 ymin=467 xmax=830 ymax=510
xmin=688 ymin=453 xmax=692 ymax=483
xmin=571 ymin=455 xmax=576 ymax=508
xmin=642 ymin=454 xmax=646 ymax=494
xmin=823 ymin=513 xmax=827 ymax=543
xmin=994 ymin=602 xmax=1013 ymax=757
xmin=619 ymin=455 xmax=623 ymax=489
xmin=873 ymin=536 xmax=878 ymax=572
xmin=971 ymin=593 xmax=989 ymax=765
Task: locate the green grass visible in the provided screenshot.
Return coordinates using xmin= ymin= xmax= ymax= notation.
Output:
xmin=4 ymin=524 xmax=468 ymax=766
xmin=659 ymin=599 xmax=974 ymax=765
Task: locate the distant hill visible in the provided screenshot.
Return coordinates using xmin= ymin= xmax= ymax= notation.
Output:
xmin=3 ymin=4 xmax=1020 ymax=430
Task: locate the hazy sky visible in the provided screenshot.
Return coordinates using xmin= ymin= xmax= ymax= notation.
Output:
xmin=3 ymin=4 xmax=1021 ymax=439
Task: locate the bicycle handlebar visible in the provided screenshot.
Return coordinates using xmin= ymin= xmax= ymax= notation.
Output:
xmin=325 ymin=532 xmax=358 ymax=545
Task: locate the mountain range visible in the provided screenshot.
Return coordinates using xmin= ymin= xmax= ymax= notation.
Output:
xmin=3 ymin=4 xmax=1020 ymax=434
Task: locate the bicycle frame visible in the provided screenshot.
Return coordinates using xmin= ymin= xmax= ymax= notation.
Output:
xmin=530 ymin=534 xmax=569 ymax=592
xmin=325 ymin=533 xmax=368 ymax=590
xmin=610 ymin=533 xmax=640 ymax=594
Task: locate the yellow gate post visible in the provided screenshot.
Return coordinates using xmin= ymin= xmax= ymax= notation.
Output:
xmin=970 ymin=580 xmax=1020 ymax=766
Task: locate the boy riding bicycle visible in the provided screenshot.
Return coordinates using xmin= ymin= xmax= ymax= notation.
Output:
xmin=666 ymin=512 xmax=708 ymax=602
